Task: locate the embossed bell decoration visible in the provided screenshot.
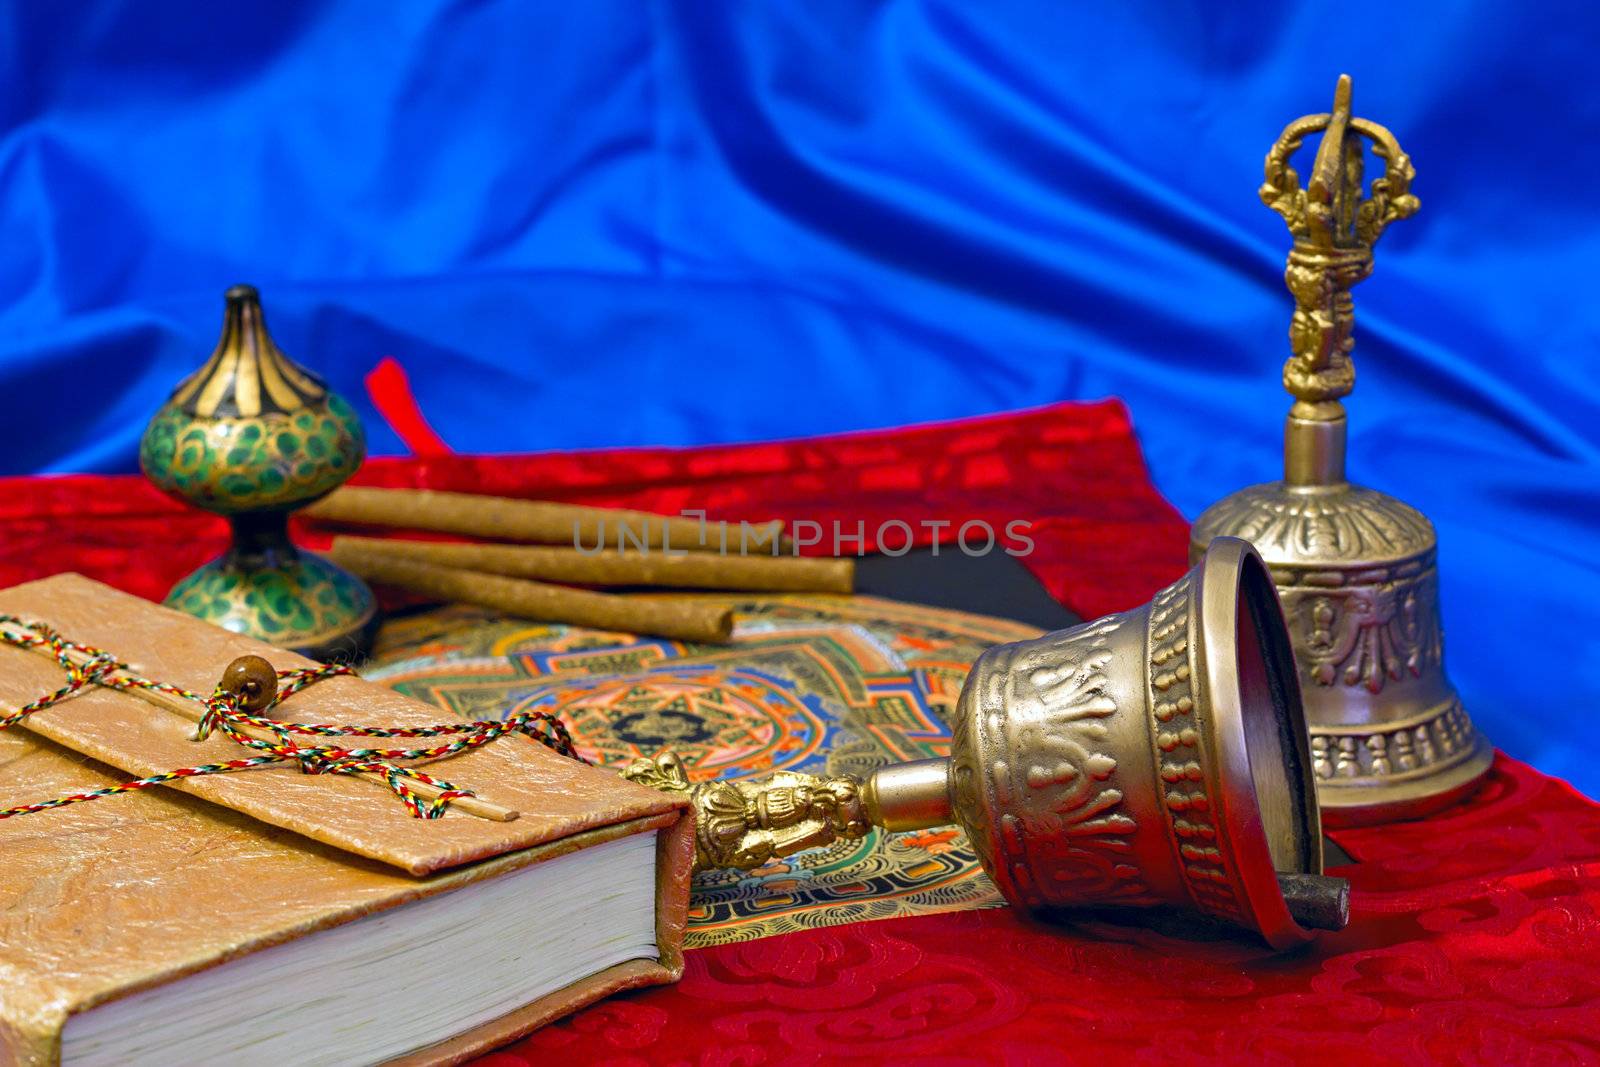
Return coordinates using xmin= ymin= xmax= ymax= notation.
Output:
xmin=626 ymin=538 xmax=1347 ymax=949
xmin=1191 ymin=76 xmax=1492 ymax=824
xmin=140 ymin=285 xmax=377 ymax=660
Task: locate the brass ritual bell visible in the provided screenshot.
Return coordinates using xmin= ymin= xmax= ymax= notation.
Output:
xmin=1191 ymin=76 xmax=1493 ymax=824
xmin=626 ymin=538 xmax=1349 ymax=948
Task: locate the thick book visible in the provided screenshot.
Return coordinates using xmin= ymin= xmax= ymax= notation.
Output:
xmin=0 ymin=574 xmax=693 ymax=1067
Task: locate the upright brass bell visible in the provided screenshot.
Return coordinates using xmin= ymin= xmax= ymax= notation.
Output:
xmin=626 ymin=537 xmax=1346 ymax=948
xmin=1191 ymin=76 xmax=1492 ymax=825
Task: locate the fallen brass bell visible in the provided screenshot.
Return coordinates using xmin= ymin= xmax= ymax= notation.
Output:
xmin=625 ymin=537 xmax=1346 ymax=948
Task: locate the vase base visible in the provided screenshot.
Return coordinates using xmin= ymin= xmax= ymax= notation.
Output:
xmin=165 ymin=553 xmax=378 ymax=663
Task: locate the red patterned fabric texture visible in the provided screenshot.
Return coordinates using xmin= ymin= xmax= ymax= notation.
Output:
xmin=0 ymin=400 xmax=1183 ymax=622
xmin=3 ymin=400 xmax=1597 ymax=1064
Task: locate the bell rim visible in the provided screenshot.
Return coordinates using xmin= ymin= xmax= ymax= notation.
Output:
xmin=1195 ymin=536 xmax=1324 ymax=949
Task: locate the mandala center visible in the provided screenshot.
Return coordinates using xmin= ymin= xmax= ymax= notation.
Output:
xmin=609 ymin=705 xmax=718 ymax=747
xmin=506 ymin=669 xmax=826 ymax=778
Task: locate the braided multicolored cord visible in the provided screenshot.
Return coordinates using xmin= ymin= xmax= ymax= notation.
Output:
xmin=0 ymin=615 xmax=587 ymax=821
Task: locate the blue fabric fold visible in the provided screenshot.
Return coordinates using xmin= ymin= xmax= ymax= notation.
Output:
xmin=2 ymin=0 xmax=1597 ymax=794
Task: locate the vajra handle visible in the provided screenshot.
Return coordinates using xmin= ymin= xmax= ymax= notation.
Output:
xmin=1258 ymin=74 xmax=1418 ymax=416
xmin=621 ymin=752 xmax=875 ymax=872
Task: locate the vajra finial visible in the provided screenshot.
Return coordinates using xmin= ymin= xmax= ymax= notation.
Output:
xmin=621 ymin=753 xmax=871 ymax=871
xmin=1260 ymin=74 xmax=1419 ymax=415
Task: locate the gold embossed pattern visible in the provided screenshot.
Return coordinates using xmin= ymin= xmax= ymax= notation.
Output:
xmin=964 ymin=616 xmax=1158 ymax=911
xmin=1190 ymin=484 xmax=1435 ymax=568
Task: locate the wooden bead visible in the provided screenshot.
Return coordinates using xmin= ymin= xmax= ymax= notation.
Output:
xmin=220 ymin=654 xmax=278 ymax=711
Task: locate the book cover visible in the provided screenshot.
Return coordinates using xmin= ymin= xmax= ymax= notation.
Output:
xmin=0 ymin=574 xmax=693 ymax=1067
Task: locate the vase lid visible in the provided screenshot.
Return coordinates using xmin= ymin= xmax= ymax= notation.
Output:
xmin=168 ymin=284 xmax=329 ymax=419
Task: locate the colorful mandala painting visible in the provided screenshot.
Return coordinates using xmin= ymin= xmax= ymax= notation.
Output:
xmin=363 ymin=594 xmax=1040 ymax=946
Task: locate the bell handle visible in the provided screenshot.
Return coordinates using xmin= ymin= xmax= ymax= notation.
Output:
xmin=619 ymin=752 xmax=955 ymax=872
xmin=618 ymin=751 xmax=1349 ymax=932
xmin=1262 ymin=75 xmax=1419 ymax=486
xmin=859 ymin=758 xmax=954 ymax=830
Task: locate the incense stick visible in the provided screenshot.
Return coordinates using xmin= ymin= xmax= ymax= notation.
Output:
xmin=328 ymin=546 xmax=736 ymax=644
xmin=329 ymin=535 xmax=854 ymax=593
xmin=307 ymin=486 xmax=785 ymax=553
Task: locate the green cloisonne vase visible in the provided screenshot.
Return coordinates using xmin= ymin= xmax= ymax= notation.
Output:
xmin=139 ymin=285 xmax=377 ymax=661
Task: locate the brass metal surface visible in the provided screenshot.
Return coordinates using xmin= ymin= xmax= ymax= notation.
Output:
xmin=1191 ymin=76 xmax=1492 ymax=824
xmin=861 ymin=758 xmax=953 ymax=832
xmin=621 ymin=751 xmax=872 ymax=871
xmin=624 ymin=538 xmax=1344 ymax=948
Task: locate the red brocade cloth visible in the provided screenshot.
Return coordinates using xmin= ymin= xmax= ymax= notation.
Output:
xmin=504 ymin=757 xmax=1600 ymax=1066
xmin=0 ymin=399 xmax=1184 ymax=623
xmin=3 ymin=399 xmax=1599 ymax=1064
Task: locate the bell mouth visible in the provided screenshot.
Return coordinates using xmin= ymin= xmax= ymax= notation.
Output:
xmin=1196 ymin=537 xmax=1323 ymax=948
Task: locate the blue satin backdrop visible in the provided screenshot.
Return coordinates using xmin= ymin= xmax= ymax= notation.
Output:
xmin=2 ymin=2 xmax=1597 ymax=793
